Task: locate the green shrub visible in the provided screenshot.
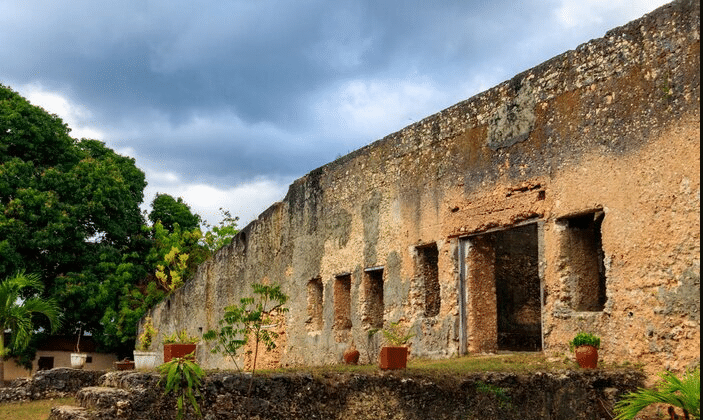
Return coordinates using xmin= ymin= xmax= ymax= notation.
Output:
xmin=381 ymin=320 xmax=415 ymax=346
xmin=203 ymin=283 xmax=288 ymax=397
xmin=163 ymin=329 xmax=199 ymax=344
xmin=136 ymin=317 xmax=158 ymax=351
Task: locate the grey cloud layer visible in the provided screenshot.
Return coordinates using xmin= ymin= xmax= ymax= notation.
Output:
xmin=0 ymin=0 xmax=664 ymax=186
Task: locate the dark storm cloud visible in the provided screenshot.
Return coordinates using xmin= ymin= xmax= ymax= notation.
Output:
xmin=0 ymin=0 xmax=669 ymax=188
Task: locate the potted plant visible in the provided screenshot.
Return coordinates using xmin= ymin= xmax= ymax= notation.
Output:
xmin=134 ymin=316 xmax=159 ymax=369
xmin=70 ymin=324 xmax=87 ymax=369
xmin=163 ymin=329 xmax=199 ymax=363
xmin=569 ymin=332 xmax=601 ymax=369
xmin=379 ymin=320 xmax=415 ymax=370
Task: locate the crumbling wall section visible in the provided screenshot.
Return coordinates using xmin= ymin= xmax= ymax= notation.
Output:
xmin=146 ymin=0 xmax=700 ymax=379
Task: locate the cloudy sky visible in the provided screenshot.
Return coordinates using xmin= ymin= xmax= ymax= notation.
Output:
xmin=1 ymin=0 xmax=670 ymax=227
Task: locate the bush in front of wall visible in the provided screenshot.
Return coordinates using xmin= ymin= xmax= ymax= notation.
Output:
xmin=569 ymin=332 xmax=601 ymax=369
xmin=203 ymin=282 xmax=288 ymax=397
xmin=163 ymin=329 xmax=200 ymax=363
xmin=163 ymin=329 xmax=199 ymax=344
xmin=158 ymin=354 xmax=205 ymax=420
xmin=381 ymin=320 xmax=415 ymax=347
xmin=379 ymin=320 xmax=415 ymax=370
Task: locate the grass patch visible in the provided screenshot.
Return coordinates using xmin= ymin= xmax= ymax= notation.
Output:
xmin=259 ymin=352 xmax=588 ymax=377
xmin=407 ymin=352 xmax=572 ymax=374
xmin=0 ymin=398 xmax=74 ymax=420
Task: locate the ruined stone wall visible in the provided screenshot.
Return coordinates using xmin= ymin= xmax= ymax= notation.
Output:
xmin=147 ymin=0 xmax=700 ymax=380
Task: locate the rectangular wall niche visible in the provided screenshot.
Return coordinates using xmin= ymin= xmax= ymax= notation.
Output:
xmin=463 ymin=223 xmax=542 ymax=352
xmin=415 ymin=243 xmax=440 ymax=317
xmin=558 ymin=211 xmax=607 ymax=312
xmin=362 ymin=267 xmax=384 ymax=329
xmin=333 ymin=274 xmax=352 ymax=331
xmin=306 ymin=278 xmax=324 ymax=332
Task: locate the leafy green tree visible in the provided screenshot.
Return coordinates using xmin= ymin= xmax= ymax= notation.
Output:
xmin=0 ymin=84 xmax=146 ymax=354
xmin=1 ymin=84 xmax=243 ymax=356
xmin=149 ymin=193 xmax=201 ymax=233
xmin=0 ymin=271 xmax=62 ymax=383
xmin=201 ymin=208 xmax=239 ymax=252
xmin=111 ymin=210 xmax=240 ymax=349
xmin=147 ymin=221 xmax=208 ymax=290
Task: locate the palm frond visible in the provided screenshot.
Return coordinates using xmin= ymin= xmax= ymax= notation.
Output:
xmin=21 ymin=297 xmax=62 ymax=332
xmin=614 ymin=367 xmax=701 ymax=420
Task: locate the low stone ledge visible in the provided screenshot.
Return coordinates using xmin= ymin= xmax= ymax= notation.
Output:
xmin=48 ymin=405 xmax=92 ymax=420
xmin=77 ymin=386 xmax=132 ymax=410
xmin=0 ymin=368 xmax=106 ymax=402
xmin=64 ymin=368 xmax=644 ymax=420
xmin=98 ymin=370 xmax=161 ymax=389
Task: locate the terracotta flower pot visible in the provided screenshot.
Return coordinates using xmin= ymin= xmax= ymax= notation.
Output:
xmin=574 ymin=345 xmax=598 ymax=368
xmin=115 ymin=360 xmax=135 ymax=371
xmin=163 ymin=344 xmax=197 ymax=363
xmin=379 ymin=346 xmax=408 ymax=370
xmin=343 ymin=349 xmax=360 ymax=365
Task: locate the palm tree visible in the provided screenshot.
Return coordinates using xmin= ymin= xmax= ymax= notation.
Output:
xmin=0 ymin=271 xmax=62 ymax=384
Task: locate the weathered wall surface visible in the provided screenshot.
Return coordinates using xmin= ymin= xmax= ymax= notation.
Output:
xmin=147 ymin=0 xmax=700 ymax=379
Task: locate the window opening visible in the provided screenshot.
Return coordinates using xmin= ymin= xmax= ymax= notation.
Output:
xmin=306 ymin=277 xmax=324 ymax=331
xmin=416 ymin=243 xmax=440 ymax=317
xmin=362 ymin=267 xmax=384 ymax=329
xmin=558 ymin=211 xmax=606 ymax=311
xmin=333 ymin=274 xmax=352 ymax=331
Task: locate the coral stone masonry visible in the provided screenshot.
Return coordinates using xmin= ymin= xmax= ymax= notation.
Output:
xmin=145 ymin=0 xmax=700 ymax=380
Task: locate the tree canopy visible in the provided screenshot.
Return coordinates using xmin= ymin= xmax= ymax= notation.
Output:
xmin=1 ymin=84 xmax=148 ymax=355
xmin=149 ymin=193 xmax=201 ymax=233
xmin=0 ymin=84 xmax=239 ymax=360
xmin=1 ymin=85 xmax=147 ymax=277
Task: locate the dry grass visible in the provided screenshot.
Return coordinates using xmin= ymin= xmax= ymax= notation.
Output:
xmin=0 ymin=398 xmax=74 ymax=420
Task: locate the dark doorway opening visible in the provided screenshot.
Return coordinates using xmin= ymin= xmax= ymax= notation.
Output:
xmin=494 ymin=224 xmax=542 ymax=351
xmin=461 ymin=222 xmax=542 ymax=353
